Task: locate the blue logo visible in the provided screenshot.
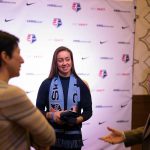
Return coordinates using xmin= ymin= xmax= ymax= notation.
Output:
xmin=52 ymin=18 xmax=62 ymax=28
xmin=27 ymin=20 xmax=42 ymax=23
xmin=27 ymin=34 xmax=36 ymax=43
xmin=47 ymin=3 xmax=62 ymax=8
xmin=72 ymin=2 xmax=81 ymax=12
xmin=114 ymin=9 xmax=130 ymax=13
xmin=73 ymin=40 xmax=91 ymax=43
xmin=99 ymin=69 xmax=107 ymax=78
xmin=97 ymin=24 xmax=114 ymax=28
xmin=113 ymin=89 xmax=130 ymax=92
xmin=116 ymin=120 xmax=129 ymax=123
xmin=0 ymin=1 xmax=16 ymax=4
xmin=99 ymin=56 xmax=113 ymax=60
xmin=118 ymin=41 xmax=130 ymax=44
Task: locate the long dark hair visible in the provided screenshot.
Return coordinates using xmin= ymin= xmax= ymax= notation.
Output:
xmin=48 ymin=46 xmax=79 ymax=79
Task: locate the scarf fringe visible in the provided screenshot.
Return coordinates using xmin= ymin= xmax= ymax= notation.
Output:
xmin=55 ymin=138 xmax=83 ymax=149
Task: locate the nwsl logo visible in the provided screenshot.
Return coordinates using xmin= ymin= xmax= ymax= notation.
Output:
xmin=51 ymin=104 xmax=62 ymax=111
xmin=122 ymin=54 xmax=129 ymax=63
xmin=99 ymin=69 xmax=107 ymax=78
xmin=72 ymin=2 xmax=81 ymax=12
xmin=52 ymin=18 xmax=62 ymax=28
xmin=27 ymin=34 xmax=36 ymax=43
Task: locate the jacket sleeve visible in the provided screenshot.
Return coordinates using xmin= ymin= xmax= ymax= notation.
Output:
xmin=2 ymin=86 xmax=56 ymax=148
xmin=124 ymin=126 xmax=144 ymax=147
xmin=80 ymin=79 xmax=92 ymax=121
xmin=36 ymin=79 xmax=50 ymax=116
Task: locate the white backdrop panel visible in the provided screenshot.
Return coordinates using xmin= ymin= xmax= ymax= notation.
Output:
xmin=0 ymin=0 xmax=135 ymax=149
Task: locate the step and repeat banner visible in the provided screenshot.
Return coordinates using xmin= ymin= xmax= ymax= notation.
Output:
xmin=0 ymin=0 xmax=135 ymax=149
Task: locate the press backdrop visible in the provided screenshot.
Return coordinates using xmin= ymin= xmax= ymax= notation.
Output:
xmin=0 ymin=0 xmax=135 ymax=149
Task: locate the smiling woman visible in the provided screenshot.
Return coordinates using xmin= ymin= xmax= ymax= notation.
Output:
xmin=36 ymin=46 xmax=93 ymax=150
xmin=56 ymin=50 xmax=72 ymax=77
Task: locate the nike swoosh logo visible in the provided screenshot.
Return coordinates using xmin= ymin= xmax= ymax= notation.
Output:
xmin=26 ymin=2 xmax=35 ymax=6
xmin=122 ymin=26 xmax=128 ymax=29
xmin=81 ymin=57 xmax=88 ymax=60
xmin=121 ymin=104 xmax=127 ymax=108
xmin=99 ymin=121 xmax=105 ymax=125
xmin=26 ymin=91 xmax=33 ymax=94
xmin=4 ymin=19 xmax=14 ymax=22
xmin=100 ymin=41 xmax=107 ymax=44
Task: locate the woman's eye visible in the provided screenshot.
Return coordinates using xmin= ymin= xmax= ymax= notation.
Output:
xmin=66 ymin=58 xmax=70 ymax=61
xmin=57 ymin=59 xmax=62 ymax=62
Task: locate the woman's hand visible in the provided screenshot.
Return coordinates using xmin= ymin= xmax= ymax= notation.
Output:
xmin=53 ymin=111 xmax=64 ymax=125
xmin=76 ymin=116 xmax=84 ymax=124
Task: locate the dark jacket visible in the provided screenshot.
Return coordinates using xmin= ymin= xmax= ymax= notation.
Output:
xmin=124 ymin=114 xmax=150 ymax=150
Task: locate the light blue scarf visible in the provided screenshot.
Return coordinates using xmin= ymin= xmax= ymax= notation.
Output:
xmin=49 ymin=74 xmax=80 ymax=111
